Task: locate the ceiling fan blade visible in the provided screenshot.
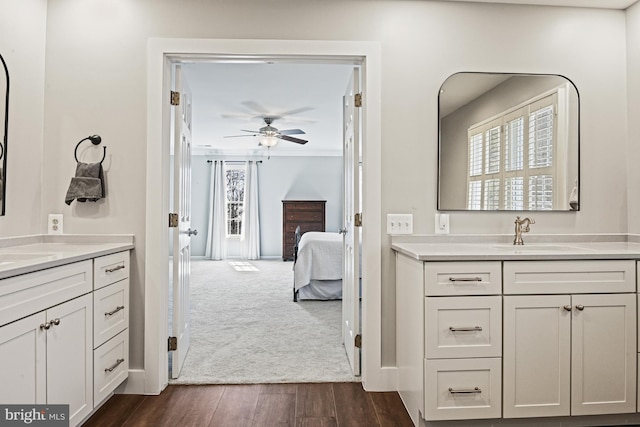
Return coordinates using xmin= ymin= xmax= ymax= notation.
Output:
xmin=242 ymin=101 xmax=270 ymax=115
xmin=278 ymin=135 xmax=308 ymax=145
xmin=278 ymin=129 xmax=306 ymax=136
xmin=240 ymin=129 xmax=261 ymax=133
xmin=278 ymin=106 xmax=315 ymax=117
xmin=223 ymin=134 xmax=257 ymax=138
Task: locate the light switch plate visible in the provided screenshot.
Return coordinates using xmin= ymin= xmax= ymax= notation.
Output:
xmin=387 ymin=214 xmax=413 ymax=235
xmin=435 ymin=213 xmax=449 ymax=234
xmin=48 ymin=214 xmax=63 ymax=235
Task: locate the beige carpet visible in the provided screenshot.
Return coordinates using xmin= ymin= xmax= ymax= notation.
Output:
xmin=170 ymin=259 xmax=359 ymax=384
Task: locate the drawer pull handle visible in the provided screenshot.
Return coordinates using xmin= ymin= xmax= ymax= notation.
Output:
xmin=50 ymin=318 xmax=60 ymax=326
xmin=449 ymin=326 xmax=482 ymax=332
xmin=575 ymin=304 xmax=585 ymax=311
xmin=105 ymin=265 xmax=125 ymax=273
xmin=448 ymin=277 xmax=482 ymax=283
xmin=105 ymin=358 xmax=125 ymax=373
xmin=449 ymin=387 xmax=482 ymax=394
xmin=39 ymin=323 xmax=51 ymax=330
xmin=563 ymin=305 xmax=572 ymax=311
xmin=105 ymin=306 xmax=125 ymax=316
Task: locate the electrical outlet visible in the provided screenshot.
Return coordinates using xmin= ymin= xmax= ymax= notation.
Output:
xmin=386 ymin=214 xmax=413 ymax=235
xmin=435 ymin=213 xmax=449 ymax=234
xmin=48 ymin=214 xmax=63 ymax=235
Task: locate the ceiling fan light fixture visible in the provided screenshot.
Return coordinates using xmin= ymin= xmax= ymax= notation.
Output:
xmin=260 ymin=135 xmax=279 ymax=147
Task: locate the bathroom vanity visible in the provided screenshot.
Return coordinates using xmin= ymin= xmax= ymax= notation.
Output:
xmin=393 ymin=240 xmax=640 ymax=426
xmin=0 ymin=235 xmax=133 ymax=427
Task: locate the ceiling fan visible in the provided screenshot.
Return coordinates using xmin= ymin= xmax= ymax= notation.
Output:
xmin=224 ymin=117 xmax=308 ymax=147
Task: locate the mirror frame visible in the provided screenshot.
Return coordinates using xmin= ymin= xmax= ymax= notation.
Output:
xmin=437 ymin=71 xmax=580 ymax=212
xmin=0 ymin=53 xmax=7 ymax=216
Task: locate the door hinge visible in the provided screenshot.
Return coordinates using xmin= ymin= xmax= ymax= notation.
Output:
xmin=169 ymin=213 xmax=179 ymax=228
xmin=354 ymin=93 xmax=362 ymax=108
xmin=354 ymin=213 xmax=362 ymax=227
xmin=170 ymin=91 xmax=180 ymax=106
xmin=168 ymin=336 xmax=177 ymax=351
xmin=355 ymin=334 xmax=362 ymax=348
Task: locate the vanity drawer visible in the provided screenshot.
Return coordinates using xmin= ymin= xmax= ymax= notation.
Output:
xmin=424 ymin=357 xmax=502 ymax=421
xmin=503 ymin=260 xmax=635 ymax=294
xmin=94 ymin=329 xmax=128 ymax=405
xmin=93 ymin=279 xmax=129 ymax=348
xmin=94 ymin=251 xmax=129 ymax=290
xmin=0 ymin=260 xmax=92 ymax=327
xmin=424 ymin=262 xmax=501 ymax=296
xmin=425 ymin=296 xmax=501 ymax=359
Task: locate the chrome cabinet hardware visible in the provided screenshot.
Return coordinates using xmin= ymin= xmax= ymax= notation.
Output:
xmin=39 ymin=318 xmax=60 ymax=330
xmin=449 ymin=387 xmax=482 ymax=394
xmin=449 ymin=326 xmax=483 ymax=332
xmin=448 ymin=277 xmax=482 ymax=283
xmin=105 ymin=265 xmax=125 ymax=273
xmin=187 ymin=228 xmax=198 ymax=236
xmin=105 ymin=306 xmax=125 ymax=317
xmin=104 ymin=358 xmax=125 ymax=373
xmin=563 ymin=305 xmax=572 ymax=311
xmin=575 ymin=304 xmax=585 ymax=311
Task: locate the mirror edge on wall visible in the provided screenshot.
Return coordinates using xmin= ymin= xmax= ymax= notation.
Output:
xmin=0 ymin=52 xmax=7 ymax=216
xmin=437 ymin=71 xmax=580 ymax=213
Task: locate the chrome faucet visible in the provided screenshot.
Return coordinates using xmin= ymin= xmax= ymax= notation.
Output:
xmin=514 ymin=216 xmax=535 ymax=245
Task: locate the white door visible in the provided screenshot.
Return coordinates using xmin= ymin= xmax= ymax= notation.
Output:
xmin=503 ymin=295 xmax=571 ymax=418
xmin=171 ymin=65 xmax=194 ymax=379
xmin=47 ymin=294 xmax=93 ymax=426
xmin=342 ymin=67 xmax=361 ymax=375
xmin=571 ymin=293 xmax=637 ymax=416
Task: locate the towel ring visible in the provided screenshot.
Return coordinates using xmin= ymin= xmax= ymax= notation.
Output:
xmin=74 ymin=135 xmax=106 ymax=164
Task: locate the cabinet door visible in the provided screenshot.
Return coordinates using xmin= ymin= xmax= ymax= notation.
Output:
xmin=46 ymin=294 xmax=93 ymax=426
xmin=503 ymin=295 xmax=571 ymax=418
xmin=571 ymin=293 xmax=637 ymax=416
xmin=0 ymin=312 xmax=46 ymax=404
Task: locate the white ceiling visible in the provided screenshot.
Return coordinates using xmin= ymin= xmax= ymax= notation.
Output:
xmin=182 ymin=62 xmax=354 ymax=157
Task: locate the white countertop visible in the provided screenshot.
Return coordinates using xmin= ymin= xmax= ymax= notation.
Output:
xmin=0 ymin=235 xmax=134 ymax=279
xmin=391 ymin=241 xmax=640 ymax=261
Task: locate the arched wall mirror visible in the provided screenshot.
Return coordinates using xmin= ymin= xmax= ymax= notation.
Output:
xmin=438 ymin=72 xmax=580 ymax=212
xmin=0 ymin=53 xmax=7 ymax=215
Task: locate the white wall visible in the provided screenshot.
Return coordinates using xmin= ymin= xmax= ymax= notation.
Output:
xmin=0 ymin=0 xmax=47 ymax=236
xmin=33 ymin=0 xmax=630 ymax=371
xmin=190 ymin=156 xmax=343 ymax=258
xmin=628 ymin=2 xmax=640 ymax=234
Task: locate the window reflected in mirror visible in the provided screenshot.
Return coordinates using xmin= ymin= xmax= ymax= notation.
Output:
xmin=438 ymin=73 xmax=579 ymax=212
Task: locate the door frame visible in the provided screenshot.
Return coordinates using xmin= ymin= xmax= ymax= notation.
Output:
xmin=144 ymin=38 xmax=386 ymax=394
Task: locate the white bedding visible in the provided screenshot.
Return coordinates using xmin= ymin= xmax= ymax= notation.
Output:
xmin=294 ymin=231 xmax=343 ymax=293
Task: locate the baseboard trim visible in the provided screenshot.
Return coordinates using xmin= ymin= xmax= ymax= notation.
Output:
xmin=362 ymin=366 xmax=398 ymax=392
xmin=116 ymin=369 xmax=147 ymax=395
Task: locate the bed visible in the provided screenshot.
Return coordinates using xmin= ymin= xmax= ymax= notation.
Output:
xmin=293 ymin=230 xmax=344 ymax=301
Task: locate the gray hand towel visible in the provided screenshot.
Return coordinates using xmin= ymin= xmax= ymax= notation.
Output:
xmin=65 ymin=161 xmax=105 ymax=205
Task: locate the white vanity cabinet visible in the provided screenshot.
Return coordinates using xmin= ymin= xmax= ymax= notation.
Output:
xmin=0 ymin=248 xmax=131 ymax=427
xmin=0 ymin=262 xmax=94 ymax=426
xmin=503 ymin=260 xmax=637 ymax=418
xmin=395 ymin=247 xmax=640 ymax=427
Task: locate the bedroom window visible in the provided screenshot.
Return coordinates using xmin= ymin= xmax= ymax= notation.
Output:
xmin=466 ymin=90 xmax=560 ymax=210
xmin=225 ymin=164 xmax=245 ymax=237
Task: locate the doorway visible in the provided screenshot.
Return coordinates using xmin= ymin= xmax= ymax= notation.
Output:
xmin=144 ymin=38 xmax=386 ymax=395
xmin=170 ymin=60 xmax=357 ymax=382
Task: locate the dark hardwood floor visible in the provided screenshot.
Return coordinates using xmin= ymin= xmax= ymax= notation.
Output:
xmin=84 ymin=383 xmax=414 ymax=427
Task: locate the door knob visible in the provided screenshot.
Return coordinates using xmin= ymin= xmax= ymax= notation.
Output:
xmin=575 ymin=304 xmax=585 ymax=311
xmin=187 ymin=228 xmax=198 ymax=236
xmin=563 ymin=305 xmax=572 ymax=311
